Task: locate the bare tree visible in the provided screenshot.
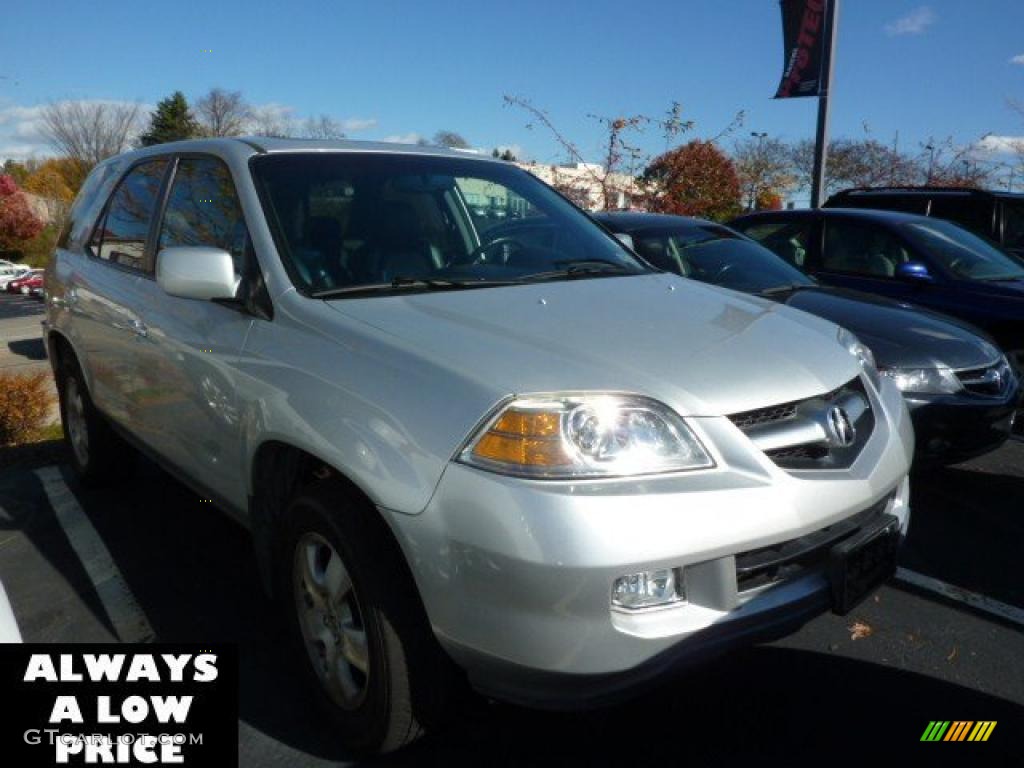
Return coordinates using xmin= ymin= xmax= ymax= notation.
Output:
xmin=39 ymin=100 xmax=142 ymax=167
xmin=195 ymin=88 xmax=251 ymax=137
xmin=303 ymin=114 xmax=346 ymax=140
xmin=734 ymin=136 xmax=794 ymax=210
xmin=504 ymin=95 xmax=656 ymax=210
xmin=249 ymin=105 xmax=295 ymax=138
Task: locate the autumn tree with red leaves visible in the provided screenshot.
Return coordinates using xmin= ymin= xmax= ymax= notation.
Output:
xmin=640 ymin=141 xmax=742 ymax=221
xmin=0 ymin=175 xmax=44 ymax=248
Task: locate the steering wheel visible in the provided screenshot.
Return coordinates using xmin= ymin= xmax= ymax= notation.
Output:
xmin=713 ymin=263 xmax=735 ymax=282
xmin=946 ymin=257 xmax=967 ymax=277
xmin=458 ymin=237 xmax=523 ymax=266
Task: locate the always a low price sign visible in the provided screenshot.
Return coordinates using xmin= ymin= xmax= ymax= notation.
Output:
xmin=0 ymin=644 xmax=237 ymax=765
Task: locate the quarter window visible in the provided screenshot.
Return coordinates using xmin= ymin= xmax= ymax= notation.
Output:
xmin=822 ymin=219 xmax=910 ymax=278
xmin=158 ymin=157 xmax=248 ymax=276
xmin=89 ymin=159 xmax=169 ymax=271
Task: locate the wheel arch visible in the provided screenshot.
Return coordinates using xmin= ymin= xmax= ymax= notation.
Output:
xmin=248 ymin=440 xmax=408 ymax=599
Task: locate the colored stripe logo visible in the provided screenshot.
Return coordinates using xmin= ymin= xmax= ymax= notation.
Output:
xmin=921 ymin=721 xmax=996 ymax=742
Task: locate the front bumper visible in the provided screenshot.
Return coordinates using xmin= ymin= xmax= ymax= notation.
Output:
xmin=385 ymin=377 xmax=914 ymax=706
xmin=905 ymin=383 xmax=1020 ymax=464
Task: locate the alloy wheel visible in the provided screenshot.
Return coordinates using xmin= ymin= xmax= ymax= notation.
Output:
xmin=65 ymin=376 xmax=89 ymax=467
xmin=293 ymin=532 xmax=371 ymax=710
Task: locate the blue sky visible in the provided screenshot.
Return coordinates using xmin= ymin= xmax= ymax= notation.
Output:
xmin=2 ymin=0 xmax=1023 ymax=173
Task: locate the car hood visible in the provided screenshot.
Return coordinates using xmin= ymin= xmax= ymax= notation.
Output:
xmin=778 ymin=286 xmax=1003 ymax=370
xmin=326 ymin=273 xmax=860 ymax=416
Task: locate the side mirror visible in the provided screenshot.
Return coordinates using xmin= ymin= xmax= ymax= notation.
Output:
xmin=895 ymin=261 xmax=934 ymax=283
xmin=614 ymin=232 xmax=635 ymax=250
xmin=156 ymin=247 xmax=239 ymax=300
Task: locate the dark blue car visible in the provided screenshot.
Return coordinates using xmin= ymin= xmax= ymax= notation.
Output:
xmin=728 ymin=208 xmax=1024 ymax=380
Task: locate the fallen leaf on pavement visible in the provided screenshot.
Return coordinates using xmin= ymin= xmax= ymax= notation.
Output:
xmin=947 ymin=645 xmax=959 ymax=662
xmin=849 ymin=620 xmax=873 ymax=640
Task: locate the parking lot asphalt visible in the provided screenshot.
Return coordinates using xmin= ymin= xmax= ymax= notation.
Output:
xmin=1 ymin=443 xmax=1021 ymax=764
xmin=0 ymin=292 xmax=1021 ymax=763
xmin=0 ymin=289 xmax=48 ymax=375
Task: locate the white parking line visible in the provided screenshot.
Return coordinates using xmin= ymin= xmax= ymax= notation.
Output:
xmin=894 ymin=567 xmax=1024 ymax=628
xmin=34 ymin=466 xmax=155 ymax=643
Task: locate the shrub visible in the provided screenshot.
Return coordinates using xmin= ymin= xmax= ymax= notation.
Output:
xmin=0 ymin=371 xmax=55 ymax=445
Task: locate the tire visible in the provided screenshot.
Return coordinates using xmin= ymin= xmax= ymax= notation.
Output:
xmin=278 ymin=481 xmax=460 ymax=755
xmin=57 ymin=352 xmax=120 ymax=485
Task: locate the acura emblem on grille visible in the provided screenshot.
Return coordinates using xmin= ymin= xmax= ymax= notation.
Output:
xmin=826 ymin=406 xmax=856 ymax=447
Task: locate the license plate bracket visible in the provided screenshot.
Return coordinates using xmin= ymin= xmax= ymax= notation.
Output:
xmin=829 ymin=513 xmax=900 ymax=615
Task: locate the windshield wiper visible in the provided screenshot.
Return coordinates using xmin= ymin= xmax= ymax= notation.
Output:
xmin=311 ymin=276 xmax=518 ymax=299
xmin=519 ymin=260 xmax=637 ymax=282
xmin=758 ymin=283 xmax=817 ymax=296
xmin=978 ymin=275 xmax=1024 ymax=282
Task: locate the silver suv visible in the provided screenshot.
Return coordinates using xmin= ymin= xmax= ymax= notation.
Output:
xmin=44 ymin=138 xmax=913 ymax=753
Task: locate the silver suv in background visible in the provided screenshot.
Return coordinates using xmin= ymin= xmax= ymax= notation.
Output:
xmin=44 ymin=138 xmax=913 ymax=754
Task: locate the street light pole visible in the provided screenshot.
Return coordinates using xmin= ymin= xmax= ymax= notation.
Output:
xmin=810 ymin=0 xmax=840 ymax=208
xmin=925 ymin=143 xmax=935 ymax=184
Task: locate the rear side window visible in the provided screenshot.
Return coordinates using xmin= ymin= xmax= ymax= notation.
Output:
xmin=158 ymin=156 xmax=248 ymax=276
xmin=845 ymin=194 xmax=928 ymax=215
xmin=57 ymin=161 xmax=124 ymax=252
xmin=1003 ymin=202 xmax=1024 ymax=250
xmin=89 ymin=159 xmax=169 ymax=271
xmin=929 ymin=195 xmax=993 ymax=238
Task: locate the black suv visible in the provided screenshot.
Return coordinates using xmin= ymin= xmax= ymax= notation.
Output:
xmin=825 ymin=187 xmax=1024 ymax=258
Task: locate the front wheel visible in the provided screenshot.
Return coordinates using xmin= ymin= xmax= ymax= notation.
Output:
xmin=279 ymin=482 xmax=460 ymax=754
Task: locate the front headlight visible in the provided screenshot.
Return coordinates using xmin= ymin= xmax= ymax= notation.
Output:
xmin=880 ymin=367 xmax=963 ymax=395
xmin=838 ymin=327 xmax=881 ymax=389
xmin=459 ymin=394 xmax=714 ymax=479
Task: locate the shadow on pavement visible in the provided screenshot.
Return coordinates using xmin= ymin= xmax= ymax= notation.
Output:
xmin=6 ymin=337 xmax=46 ymax=361
xmin=905 ymin=461 xmax=1024 ymax=607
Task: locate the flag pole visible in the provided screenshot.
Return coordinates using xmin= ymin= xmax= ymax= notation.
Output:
xmin=810 ymin=0 xmax=839 ymax=208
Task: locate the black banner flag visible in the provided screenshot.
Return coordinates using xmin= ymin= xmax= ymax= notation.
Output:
xmin=774 ymin=0 xmax=827 ymax=98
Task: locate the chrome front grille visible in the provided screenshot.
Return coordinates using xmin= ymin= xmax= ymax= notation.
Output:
xmin=728 ymin=377 xmax=874 ymax=470
xmin=956 ymin=358 xmax=1015 ymax=398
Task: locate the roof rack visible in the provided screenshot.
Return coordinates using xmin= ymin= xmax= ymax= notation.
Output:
xmin=829 ymin=186 xmax=1022 ymax=198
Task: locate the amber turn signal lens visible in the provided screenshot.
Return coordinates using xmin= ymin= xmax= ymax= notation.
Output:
xmin=471 ymin=409 xmax=571 ymax=467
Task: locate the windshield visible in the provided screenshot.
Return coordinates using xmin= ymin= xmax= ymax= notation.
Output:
xmin=628 ymin=224 xmax=814 ymax=293
xmin=901 ymin=218 xmax=1024 ymax=281
xmin=250 ymin=154 xmax=647 ymax=295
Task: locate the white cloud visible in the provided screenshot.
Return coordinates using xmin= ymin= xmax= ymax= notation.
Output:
xmin=381 ymin=132 xmax=422 ymax=144
xmin=0 ymin=99 xmax=149 ymax=163
xmin=975 ymin=134 xmax=1024 ymax=155
xmin=1011 ymin=54 xmax=1024 ymax=65
xmin=884 ymin=6 xmax=935 ymax=36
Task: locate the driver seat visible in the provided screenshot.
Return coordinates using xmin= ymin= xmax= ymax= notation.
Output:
xmin=374 ymin=201 xmax=438 ymax=282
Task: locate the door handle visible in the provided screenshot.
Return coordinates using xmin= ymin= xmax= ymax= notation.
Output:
xmin=132 ymin=319 xmax=148 ymax=338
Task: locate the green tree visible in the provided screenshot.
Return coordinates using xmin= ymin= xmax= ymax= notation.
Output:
xmin=140 ymin=91 xmax=200 ymax=146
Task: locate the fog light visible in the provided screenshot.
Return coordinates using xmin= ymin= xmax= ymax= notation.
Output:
xmin=612 ymin=568 xmax=684 ymax=610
